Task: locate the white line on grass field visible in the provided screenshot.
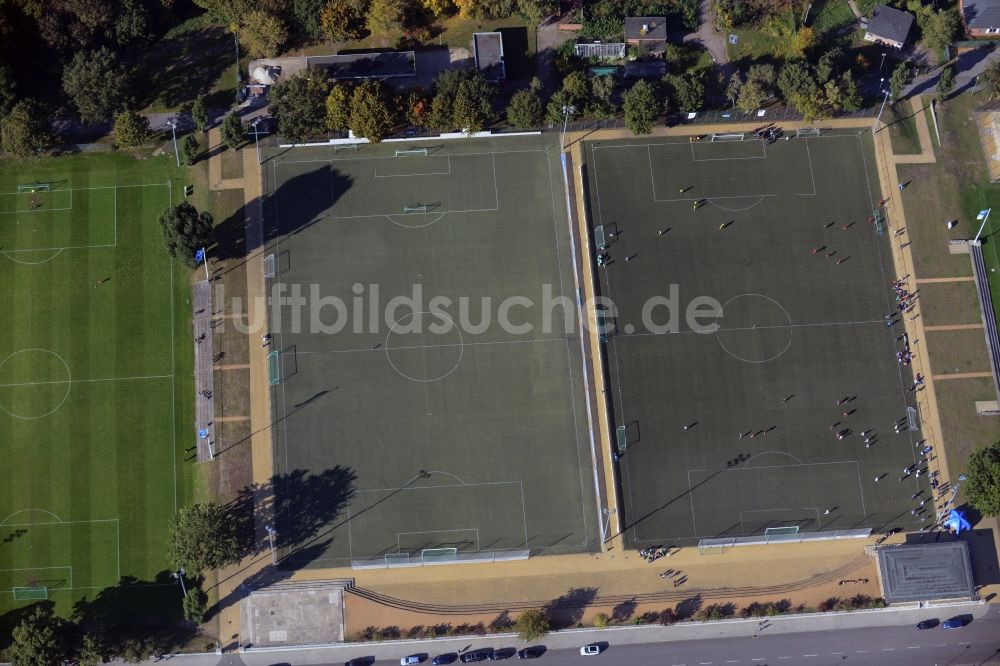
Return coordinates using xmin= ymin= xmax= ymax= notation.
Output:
xmin=275 ymin=148 xmax=548 ymax=166
xmin=397 ymin=528 xmax=480 ymax=552
xmin=373 ymin=155 xmax=451 ymax=177
xmin=689 ymin=139 xmax=767 ymax=161
xmin=298 ymin=336 xmax=567 ymax=355
xmin=618 ymin=319 xmax=886 ymax=338
xmin=0 ymin=374 xmax=172 ymax=388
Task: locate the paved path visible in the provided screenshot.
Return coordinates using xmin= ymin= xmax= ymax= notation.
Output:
xmin=684 ymin=0 xmax=729 ymax=66
xmin=194 ymin=280 xmax=217 ymax=462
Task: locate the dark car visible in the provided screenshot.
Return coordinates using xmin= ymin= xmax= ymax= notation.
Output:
xmin=517 ymin=646 xmax=546 ymax=659
xmin=489 ymin=648 xmax=516 ymax=660
xmin=942 ymin=617 xmax=967 ymax=629
xmin=433 ymin=655 xmax=458 ymax=665
xmin=916 ymin=619 xmax=939 ymax=630
xmin=461 ymin=651 xmax=490 ymax=663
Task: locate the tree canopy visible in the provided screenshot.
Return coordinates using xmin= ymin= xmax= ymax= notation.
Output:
xmin=62 ymin=46 xmax=131 ymax=124
xmin=7 ymin=607 xmax=71 ymax=666
xmin=113 ymin=108 xmax=151 ymax=147
xmin=191 ymin=95 xmax=209 ymax=132
xmin=965 ymin=441 xmax=1000 ymax=516
xmin=507 ymin=88 xmax=543 ymax=128
xmin=350 ymin=80 xmax=398 ymax=142
xmin=271 ymin=69 xmax=331 ymax=143
xmin=515 ymin=609 xmax=550 ymax=641
xmin=320 ymin=0 xmax=364 ymax=40
xmin=1 ymin=98 xmax=52 ymax=158
xmin=622 ymin=79 xmax=659 ymax=135
xmin=325 ymin=83 xmax=352 ymax=132
xmin=159 ymin=203 xmax=215 ymax=270
xmin=167 ymin=502 xmax=241 ymax=571
xmin=221 ymin=111 xmax=244 ymax=150
xmin=240 ymin=10 xmax=288 ymax=58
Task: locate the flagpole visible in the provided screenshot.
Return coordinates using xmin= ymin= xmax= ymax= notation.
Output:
xmin=201 ymin=247 xmax=210 ymax=281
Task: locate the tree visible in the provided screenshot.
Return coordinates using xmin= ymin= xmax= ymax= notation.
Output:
xmin=159 ymin=203 xmax=215 ymax=270
xmin=115 ymin=0 xmax=150 ymax=45
xmin=7 ymin=607 xmax=70 ymax=666
xmin=815 ymin=47 xmax=844 ymax=84
xmin=452 ymin=75 xmax=493 ymax=133
xmin=839 ymin=71 xmax=862 ymax=112
xmin=350 ymin=80 xmax=398 ymax=143
xmin=76 ymin=633 xmax=105 ymax=666
xmin=670 ymin=72 xmax=705 ymax=113
xmin=366 ymin=0 xmax=404 ymax=37
xmin=507 ymin=88 xmax=543 ymax=128
xmin=240 ymin=10 xmax=287 ymax=58
xmin=588 ymin=74 xmax=616 ymax=118
xmin=792 ymin=26 xmax=818 ymax=57
xmin=517 ymin=0 xmax=554 ymax=25
xmin=777 ymin=60 xmax=817 ymax=102
xmin=271 ymin=70 xmax=331 ymax=142
xmin=982 ymin=61 xmax=1000 ymax=100
xmin=966 ymin=441 xmax=1000 ymax=516
xmin=183 ymin=586 xmax=210 ymax=623
xmin=320 ymin=0 xmax=363 ymax=40
xmin=113 ymin=107 xmax=151 ymax=147
xmin=746 ymin=63 xmax=776 ymax=90
xmin=889 ymin=62 xmax=911 ymax=101
xmin=622 ymin=79 xmax=659 ymax=135
xmin=937 ymin=65 xmax=956 ymax=98
xmin=423 ymin=0 xmax=455 ymax=18
xmin=515 ymin=609 xmax=550 ymax=641
xmin=294 ymin=0 xmax=325 ymax=38
xmin=544 ymin=70 xmax=589 ymax=124
xmin=736 ymin=79 xmax=767 ymax=115
xmin=62 ymin=46 xmax=131 ymax=124
xmin=182 ymin=134 xmax=200 ymax=165
xmin=0 ymin=98 xmax=51 ymax=158
xmin=725 ymin=73 xmax=742 ymax=108
xmin=593 ymin=612 xmax=610 ymax=628
xmin=404 ymin=86 xmax=431 ymax=126
xmin=0 ymin=62 xmax=16 ymax=116
xmin=192 ymin=95 xmax=209 ymax=132
xmin=325 ymin=83 xmax=352 ymax=131
xmin=790 ymin=89 xmax=826 ymax=121
xmin=922 ymin=9 xmax=960 ymax=53
xmin=221 ymin=112 xmax=244 ymax=150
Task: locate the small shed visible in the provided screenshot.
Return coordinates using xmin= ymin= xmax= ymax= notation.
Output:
xmin=876 ymin=542 xmax=975 ymax=604
xmin=624 ymin=60 xmax=668 ymax=79
xmin=864 ymin=4 xmax=915 ymax=49
xmin=472 ymin=32 xmax=506 ymax=82
xmin=625 ymin=17 xmax=668 ymax=51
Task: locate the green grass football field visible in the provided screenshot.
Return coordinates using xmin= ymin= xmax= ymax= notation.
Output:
xmin=0 ymin=153 xmax=193 ymax=614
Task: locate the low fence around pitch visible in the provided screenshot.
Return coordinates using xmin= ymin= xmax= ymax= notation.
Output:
xmin=698 ymin=528 xmax=871 ymax=552
xmin=351 ymin=549 xmax=530 ymax=570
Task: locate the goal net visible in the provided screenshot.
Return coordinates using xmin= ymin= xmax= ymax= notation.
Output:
xmin=711 ymin=133 xmax=745 ymax=142
xmin=17 ymin=183 xmax=50 ymax=193
xmin=796 ymin=128 xmax=821 ymax=137
xmin=395 ymin=148 xmax=428 ymax=157
xmin=12 ymin=586 xmax=48 ymax=600
xmin=403 ymin=204 xmax=430 ymax=214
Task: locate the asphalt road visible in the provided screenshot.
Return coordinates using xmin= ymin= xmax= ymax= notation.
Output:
xmin=294 ymin=613 xmax=1000 ymax=666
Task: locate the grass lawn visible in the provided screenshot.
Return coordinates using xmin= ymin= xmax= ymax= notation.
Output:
xmin=727 ymin=28 xmax=788 ymax=63
xmin=0 ymin=151 xmax=194 ymax=619
xmin=809 ymin=0 xmax=856 ymax=35
xmin=885 ymin=103 xmax=922 ymax=155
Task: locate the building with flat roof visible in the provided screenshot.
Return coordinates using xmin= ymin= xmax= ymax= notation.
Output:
xmin=876 ymin=541 xmax=975 ymax=604
xmin=472 ymin=32 xmax=505 ymax=82
xmin=625 ymin=16 xmax=668 ymax=47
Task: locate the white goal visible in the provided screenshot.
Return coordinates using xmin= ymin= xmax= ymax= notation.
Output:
xmin=395 ymin=148 xmax=428 ymax=157
xmin=796 ymin=128 xmax=821 ymax=137
xmin=711 ymin=133 xmax=745 ymax=142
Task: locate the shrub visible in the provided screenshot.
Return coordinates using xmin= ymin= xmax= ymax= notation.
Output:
xmin=593 ymin=612 xmax=610 ymax=628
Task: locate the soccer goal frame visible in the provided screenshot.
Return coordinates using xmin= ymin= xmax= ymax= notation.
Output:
xmin=333 ymin=143 xmax=359 ymax=152
xmin=711 ymin=133 xmax=745 ymax=142
xmin=395 ymin=148 xmax=428 ymax=157
xmin=403 ymin=204 xmax=430 ymax=214
xmin=12 ymin=586 xmax=48 ymax=600
xmin=17 ymin=183 xmax=50 ymax=193
xmin=796 ymin=128 xmax=822 ymax=137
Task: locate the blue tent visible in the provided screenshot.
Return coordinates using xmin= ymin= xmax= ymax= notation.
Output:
xmin=944 ymin=509 xmax=972 ymax=534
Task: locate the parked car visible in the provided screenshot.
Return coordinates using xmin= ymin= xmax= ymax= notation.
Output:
xmin=580 ymin=644 xmax=602 ymax=656
xmin=461 ymin=650 xmax=490 ymax=663
xmin=401 ymin=656 xmax=423 ymax=665
xmin=916 ymin=619 xmax=940 ymax=630
xmin=489 ymin=648 xmax=516 ymax=660
xmin=517 ymin=646 xmax=545 ymax=659
xmin=433 ymin=655 xmax=458 ymax=665
xmin=942 ymin=617 xmax=967 ymax=629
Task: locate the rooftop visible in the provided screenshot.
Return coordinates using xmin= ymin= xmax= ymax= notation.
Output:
xmin=625 ymin=16 xmax=668 ymax=42
xmin=866 ymin=4 xmax=915 ymax=44
xmin=963 ymin=0 xmax=1000 ymax=28
xmin=472 ymin=32 xmax=505 ymax=82
xmin=877 ymin=541 xmax=975 ymax=604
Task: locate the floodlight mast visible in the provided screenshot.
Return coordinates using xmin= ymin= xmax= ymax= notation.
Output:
xmin=168 ymin=119 xmax=180 ymax=167
xmin=974 ymin=208 xmax=992 ymax=243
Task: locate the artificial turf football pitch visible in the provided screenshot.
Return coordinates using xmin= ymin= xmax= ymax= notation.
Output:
xmin=0 ymin=153 xmax=192 ymax=613
xmin=264 ymin=135 xmax=599 ymax=567
xmin=581 ymin=131 xmax=931 ymax=547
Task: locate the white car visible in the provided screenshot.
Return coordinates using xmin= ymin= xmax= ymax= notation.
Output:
xmin=580 ymin=644 xmax=601 ymax=656
xmin=401 ymin=656 xmax=422 ymax=665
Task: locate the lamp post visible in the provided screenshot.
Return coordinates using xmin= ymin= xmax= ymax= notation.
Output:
xmin=250 ymin=117 xmax=264 ymax=165
xmin=974 ymin=208 xmax=992 ymax=243
xmin=265 ymin=525 xmax=277 ymax=564
xmin=167 ymin=118 xmax=180 ymax=167
xmin=172 ymin=568 xmax=187 ymax=597
xmin=873 ymin=80 xmax=890 ymax=133
xmin=560 ymin=105 xmax=576 ymax=151
xmin=879 ymin=52 xmax=887 ymax=72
